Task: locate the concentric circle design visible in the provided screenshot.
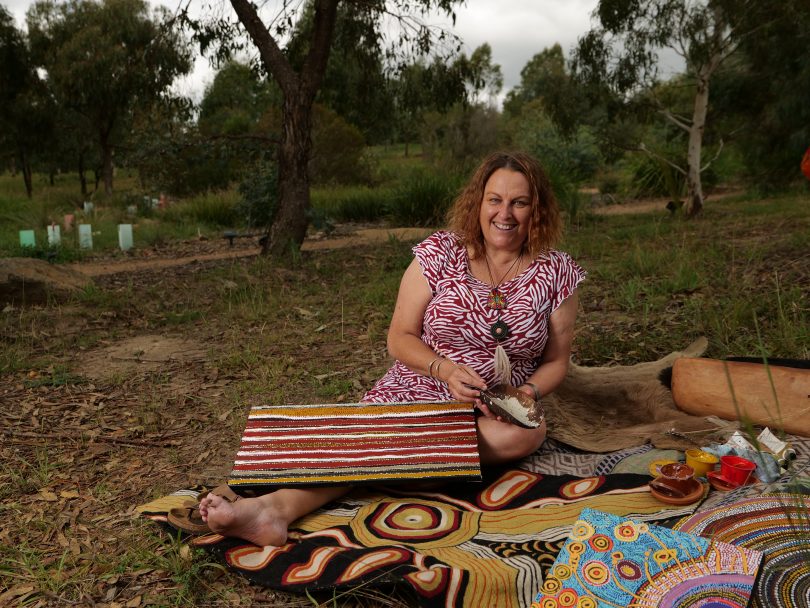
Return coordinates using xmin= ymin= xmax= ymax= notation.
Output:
xmin=571 ymin=520 xmax=595 ymax=541
xmin=614 ymin=521 xmax=640 ymax=542
xmin=653 ymin=548 xmax=677 ymax=566
xmin=581 ymin=560 xmax=610 ymax=586
xmin=616 ymin=559 xmax=642 ymax=581
xmin=350 ymin=500 xmax=479 ymax=549
xmin=674 ymin=494 xmax=810 ymax=608
xmin=553 ymin=564 xmax=573 ymax=581
xmin=577 ymin=598 xmax=597 ymax=608
xmin=588 ymin=534 xmax=613 ymax=552
xmin=557 ymin=588 xmax=579 ymax=607
xmin=568 ymin=542 xmax=586 ymax=556
xmin=542 ymin=576 xmax=562 ymax=595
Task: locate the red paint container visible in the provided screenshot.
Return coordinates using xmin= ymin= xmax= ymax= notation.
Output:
xmin=720 ymin=455 xmax=756 ymax=485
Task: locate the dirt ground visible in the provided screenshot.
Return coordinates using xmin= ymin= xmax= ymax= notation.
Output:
xmin=2 ymin=225 xmax=440 ymax=607
xmin=4 ymin=192 xmax=793 ymax=607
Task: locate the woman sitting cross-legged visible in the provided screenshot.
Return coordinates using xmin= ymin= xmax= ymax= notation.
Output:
xmin=200 ymin=150 xmax=586 ymax=546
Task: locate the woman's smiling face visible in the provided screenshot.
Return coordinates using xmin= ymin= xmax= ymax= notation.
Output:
xmin=479 ymin=168 xmax=533 ymax=254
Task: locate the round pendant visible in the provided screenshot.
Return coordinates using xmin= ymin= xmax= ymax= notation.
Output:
xmin=490 ymin=319 xmax=510 ymax=341
xmin=487 ymin=288 xmax=507 ymax=310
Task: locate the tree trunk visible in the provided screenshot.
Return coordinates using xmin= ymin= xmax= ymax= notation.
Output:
xmin=19 ymin=149 xmax=33 ymax=199
xmin=78 ymin=152 xmax=88 ymax=197
xmin=684 ymin=74 xmax=709 ymax=217
xmin=100 ymin=134 xmax=114 ymax=195
xmin=264 ymin=95 xmax=313 ymax=257
xmin=229 ymin=0 xmax=338 ymax=256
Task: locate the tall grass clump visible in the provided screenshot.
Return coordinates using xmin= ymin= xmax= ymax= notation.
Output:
xmin=161 ymin=190 xmax=241 ymax=228
xmin=390 ymin=170 xmax=460 ymax=227
xmin=312 ymin=185 xmax=395 ymax=223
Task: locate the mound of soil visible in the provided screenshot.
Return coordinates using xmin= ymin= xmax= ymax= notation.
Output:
xmin=0 ymin=257 xmax=92 ymax=305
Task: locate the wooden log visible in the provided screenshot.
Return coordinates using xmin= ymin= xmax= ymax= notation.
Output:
xmin=671 ymin=358 xmax=810 ymax=436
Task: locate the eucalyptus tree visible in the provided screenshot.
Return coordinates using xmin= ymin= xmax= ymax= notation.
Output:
xmin=190 ymin=0 xmax=463 ymax=256
xmin=27 ymin=0 xmax=192 ymax=195
xmin=712 ymin=0 xmax=810 ymax=185
xmin=0 ymin=6 xmax=53 ymax=197
xmin=574 ymin=0 xmax=783 ymax=216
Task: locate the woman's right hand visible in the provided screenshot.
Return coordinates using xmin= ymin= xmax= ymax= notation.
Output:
xmin=441 ymin=362 xmax=487 ymax=404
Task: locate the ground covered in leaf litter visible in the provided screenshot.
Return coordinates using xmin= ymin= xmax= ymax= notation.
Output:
xmin=2 ymin=197 xmax=808 ymax=607
xmin=1 ymin=225 xmax=437 ymax=607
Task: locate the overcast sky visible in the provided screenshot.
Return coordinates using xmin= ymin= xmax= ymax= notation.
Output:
xmin=5 ymin=0 xmax=603 ymax=102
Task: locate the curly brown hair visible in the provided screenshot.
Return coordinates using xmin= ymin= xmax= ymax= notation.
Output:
xmin=447 ymin=151 xmax=562 ymax=259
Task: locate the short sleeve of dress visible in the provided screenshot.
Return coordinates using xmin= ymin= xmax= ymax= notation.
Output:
xmin=412 ymin=231 xmax=458 ymax=294
xmin=550 ymin=251 xmax=586 ymax=313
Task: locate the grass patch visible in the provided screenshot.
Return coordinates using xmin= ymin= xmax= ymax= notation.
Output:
xmin=0 ymin=182 xmax=807 ymax=606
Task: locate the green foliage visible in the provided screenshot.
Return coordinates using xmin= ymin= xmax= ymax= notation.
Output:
xmin=506 ymin=100 xmax=600 ymax=220
xmin=160 ymin=190 xmax=240 ymax=228
xmin=311 ymin=185 xmax=394 ymax=223
xmin=389 ymin=169 xmax=461 ymax=227
xmin=712 ymin=0 xmax=810 ymax=187
xmin=421 ymin=104 xmax=500 ymax=172
xmin=198 ymin=61 xmax=279 ymax=136
xmin=27 ymin=0 xmax=192 ymax=193
xmin=511 ymin=101 xmax=601 ymax=184
xmin=285 ymin=3 xmax=394 ymax=144
xmin=618 ymin=154 xmax=685 ymax=200
xmin=237 ymin=162 xmax=278 ymax=228
xmin=0 ymin=6 xmax=55 ymax=197
xmin=309 ymin=105 xmax=370 ymax=185
xmin=135 ymin=135 xmax=236 ymax=197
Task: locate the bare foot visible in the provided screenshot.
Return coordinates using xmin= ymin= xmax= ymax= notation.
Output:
xmin=200 ymin=494 xmax=289 ymax=547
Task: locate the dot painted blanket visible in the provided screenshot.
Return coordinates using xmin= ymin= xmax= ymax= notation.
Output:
xmin=533 ymin=507 xmax=762 ymax=608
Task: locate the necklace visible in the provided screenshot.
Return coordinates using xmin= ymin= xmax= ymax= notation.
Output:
xmin=483 ymin=251 xmax=522 ymax=341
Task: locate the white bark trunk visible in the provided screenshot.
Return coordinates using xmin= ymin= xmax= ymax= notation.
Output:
xmin=685 ymin=74 xmax=709 ymax=217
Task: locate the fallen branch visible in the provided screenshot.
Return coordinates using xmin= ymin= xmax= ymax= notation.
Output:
xmin=1 ymin=428 xmax=181 ymax=448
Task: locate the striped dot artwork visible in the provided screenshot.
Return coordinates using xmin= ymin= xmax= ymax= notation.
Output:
xmin=675 ymin=493 xmax=810 ymax=608
xmin=228 ymin=401 xmax=481 ymax=490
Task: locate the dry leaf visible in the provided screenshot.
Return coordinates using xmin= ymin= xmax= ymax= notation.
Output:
xmin=60 ymin=490 xmax=81 ymax=499
xmin=38 ymin=490 xmax=58 ymax=502
xmin=0 ymin=584 xmax=35 ymax=604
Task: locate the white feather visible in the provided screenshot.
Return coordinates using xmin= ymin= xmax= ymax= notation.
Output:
xmin=493 ymin=345 xmax=511 ymax=386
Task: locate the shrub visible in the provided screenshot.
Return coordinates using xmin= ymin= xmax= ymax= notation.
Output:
xmin=237 ymin=162 xmax=278 ymax=228
xmin=312 ymin=186 xmax=393 ymax=223
xmin=390 ymin=170 xmax=461 ymax=227
xmin=160 ymin=191 xmax=241 ymax=227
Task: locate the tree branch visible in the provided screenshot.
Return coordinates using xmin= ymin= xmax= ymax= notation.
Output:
xmin=701 ymin=138 xmax=724 ymax=172
xmin=300 ymin=0 xmax=340 ymax=100
xmin=658 ymin=107 xmax=692 ymax=133
xmin=229 ymin=0 xmax=297 ymax=92
xmin=638 ymin=142 xmax=687 ymax=176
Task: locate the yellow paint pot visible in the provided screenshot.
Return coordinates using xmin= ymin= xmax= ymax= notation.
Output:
xmin=685 ymin=449 xmax=719 ymax=478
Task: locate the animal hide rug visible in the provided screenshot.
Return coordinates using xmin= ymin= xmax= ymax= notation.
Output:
xmin=545 ymin=337 xmax=737 ymax=452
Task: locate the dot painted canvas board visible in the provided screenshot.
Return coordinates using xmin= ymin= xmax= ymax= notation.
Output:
xmin=533 ymin=508 xmax=762 ymax=608
xmin=228 ymin=401 xmax=481 ymax=490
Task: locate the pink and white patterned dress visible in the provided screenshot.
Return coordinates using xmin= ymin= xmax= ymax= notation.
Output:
xmin=362 ymin=231 xmax=586 ymax=403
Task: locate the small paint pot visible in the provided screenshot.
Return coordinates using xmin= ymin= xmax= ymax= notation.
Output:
xmin=720 ymin=455 xmax=756 ymax=486
xmin=685 ymin=449 xmax=719 ymax=478
xmin=656 ymin=462 xmax=695 ymax=495
xmin=659 ymin=462 xmax=693 ymax=481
